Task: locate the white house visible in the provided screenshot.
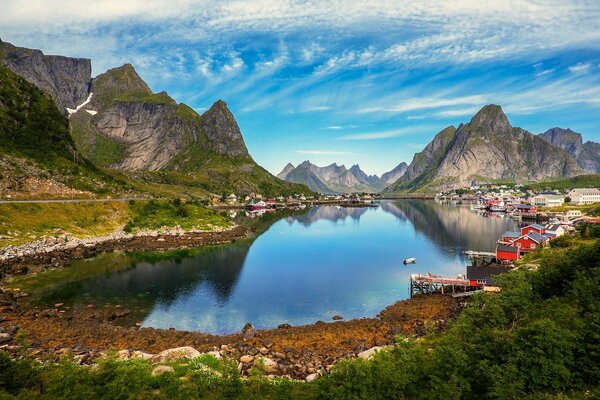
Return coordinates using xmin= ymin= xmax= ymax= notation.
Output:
xmin=568 ymin=188 xmax=600 ymax=205
xmin=545 ymin=224 xmax=565 ymax=237
xmin=566 ymin=210 xmax=582 ymax=218
xmin=532 ymin=194 xmax=565 ymax=208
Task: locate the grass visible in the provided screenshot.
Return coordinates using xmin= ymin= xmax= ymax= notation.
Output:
xmin=0 ymin=200 xmax=231 ymax=248
xmin=538 ymin=202 xmax=600 ymax=215
xmin=0 ymin=202 xmax=130 ymax=247
xmin=523 ymin=174 xmax=600 ymax=191
xmin=123 ymin=199 xmax=231 ymax=233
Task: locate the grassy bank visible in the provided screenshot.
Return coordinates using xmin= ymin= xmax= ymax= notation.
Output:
xmin=539 ymin=202 xmax=600 ymax=215
xmin=2 ymin=232 xmax=600 ymax=398
xmin=0 ymin=200 xmax=231 ymax=248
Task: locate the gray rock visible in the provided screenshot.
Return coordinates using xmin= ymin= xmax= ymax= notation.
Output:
xmin=151 ymin=346 xmax=201 ymax=363
xmin=0 ymin=40 xmax=91 ymax=115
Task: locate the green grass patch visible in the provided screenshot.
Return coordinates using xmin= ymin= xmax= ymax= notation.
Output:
xmin=123 ymin=199 xmax=231 ymax=233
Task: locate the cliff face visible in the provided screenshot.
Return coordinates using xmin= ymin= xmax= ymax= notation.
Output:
xmin=380 ymin=162 xmax=407 ymax=185
xmin=386 ymin=105 xmax=583 ymax=192
xmin=1 ymin=41 xmax=308 ymax=195
xmin=70 ymin=64 xmax=252 ymax=172
xmin=541 ymin=127 xmax=600 ymax=173
xmin=0 ymin=39 xmax=91 ymax=115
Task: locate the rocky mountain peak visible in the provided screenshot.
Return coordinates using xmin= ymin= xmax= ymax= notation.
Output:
xmin=0 ymin=40 xmax=92 ymax=115
xmin=91 ymin=64 xmax=152 ymax=100
xmin=199 ymin=100 xmax=250 ymax=158
xmin=541 ymin=127 xmax=583 ymax=154
xmin=277 ymin=163 xmax=296 ymax=179
xmin=540 ymin=127 xmax=600 ymax=173
xmin=469 ymin=104 xmax=511 ymax=133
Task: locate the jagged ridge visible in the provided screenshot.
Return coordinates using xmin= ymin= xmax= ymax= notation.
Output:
xmin=386 ymin=105 xmax=583 ymax=192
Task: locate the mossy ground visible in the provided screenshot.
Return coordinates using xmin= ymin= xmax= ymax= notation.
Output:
xmin=0 ymin=200 xmax=231 ymax=248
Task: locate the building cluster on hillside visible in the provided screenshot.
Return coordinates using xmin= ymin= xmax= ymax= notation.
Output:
xmin=495 ymin=223 xmax=564 ymax=262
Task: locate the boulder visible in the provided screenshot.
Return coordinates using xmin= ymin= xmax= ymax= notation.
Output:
xmin=0 ymin=333 xmax=12 ymax=344
xmin=357 ymin=346 xmax=388 ymax=360
xmin=332 ymin=315 xmax=343 ymax=320
xmin=306 ymin=373 xmax=319 ymax=382
xmin=204 ymin=350 xmax=222 ymax=359
xmin=256 ymin=356 xmax=277 ymax=373
xmin=131 ymin=350 xmax=154 ymax=360
xmin=117 ymin=349 xmax=131 ymax=359
xmin=151 ymin=346 xmax=201 ymax=363
xmin=240 ymin=355 xmax=254 ymax=363
xmin=151 ymin=365 xmax=175 ymax=376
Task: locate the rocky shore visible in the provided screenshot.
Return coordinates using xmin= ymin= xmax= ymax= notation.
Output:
xmin=0 ymin=225 xmax=248 ymax=278
xmin=0 ymin=286 xmax=462 ymax=380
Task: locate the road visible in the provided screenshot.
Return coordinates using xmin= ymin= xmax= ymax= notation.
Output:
xmin=0 ymin=198 xmax=140 ymax=204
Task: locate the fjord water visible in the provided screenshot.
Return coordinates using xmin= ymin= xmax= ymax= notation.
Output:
xmin=22 ymin=201 xmax=517 ymax=334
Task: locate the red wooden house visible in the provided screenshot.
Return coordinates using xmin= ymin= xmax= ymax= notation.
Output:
xmin=496 ymin=244 xmax=520 ymax=261
xmin=500 ymin=231 xmax=521 ymax=243
xmin=520 ymin=224 xmax=546 ymax=236
xmin=512 ymin=231 xmax=548 ymax=253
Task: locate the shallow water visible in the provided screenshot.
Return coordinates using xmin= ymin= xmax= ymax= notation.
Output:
xmin=14 ymin=200 xmax=517 ymax=334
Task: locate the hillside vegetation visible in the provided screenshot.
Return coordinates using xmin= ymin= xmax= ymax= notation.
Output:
xmin=0 ymin=200 xmax=230 ymax=248
xmin=523 ymin=174 xmax=600 ymax=191
xmin=0 ymin=65 xmax=132 ymax=198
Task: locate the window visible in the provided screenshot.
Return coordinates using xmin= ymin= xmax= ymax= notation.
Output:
xmin=531 ymin=244 xmax=536 ymax=249
xmin=516 ymin=242 xmax=521 ymax=247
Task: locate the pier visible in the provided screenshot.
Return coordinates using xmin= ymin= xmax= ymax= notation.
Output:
xmin=410 ymin=273 xmax=486 ymax=297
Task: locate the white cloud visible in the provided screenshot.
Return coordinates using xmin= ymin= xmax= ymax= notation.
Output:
xmin=302 ymin=105 xmax=334 ymax=112
xmin=535 ymin=69 xmax=554 ymax=77
xmin=339 ymin=128 xmax=421 ymax=140
xmin=568 ymin=63 xmax=592 ymax=73
xmin=296 ymin=150 xmax=360 ymax=155
xmin=358 ymin=95 xmax=486 ymax=114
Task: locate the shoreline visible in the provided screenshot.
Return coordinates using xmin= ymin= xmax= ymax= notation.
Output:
xmin=0 ymin=286 xmax=461 ymax=380
xmin=0 ymin=225 xmax=248 ymax=278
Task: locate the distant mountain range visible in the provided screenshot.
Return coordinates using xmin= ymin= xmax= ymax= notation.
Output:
xmin=280 ymin=104 xmax=600 ymax=194
xmin=277 ymin=161 xmax=407 ymax=194
xmin=0 ymin=39 xmax=310 ymax=197
xmin=385 ymin=105 xmax=585 ymax=193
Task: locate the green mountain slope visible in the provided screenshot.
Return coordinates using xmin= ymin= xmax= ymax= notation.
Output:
xmin=0 ymin=65 xmax=128 ymax=199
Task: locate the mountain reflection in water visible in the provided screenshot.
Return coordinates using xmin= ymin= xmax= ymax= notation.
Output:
xmin=20 ymin=200 xmax=517 ymax=334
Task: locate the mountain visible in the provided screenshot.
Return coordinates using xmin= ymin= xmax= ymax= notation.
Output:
xmin=380 ymin=162 xmax=408 ymax=185
xmin=0 ymin=41 xmax=309 ymax=197
xmin=0 ymin=39 xmax=91 ymax=116
xmin=277 ymin=163 xmax=295 ymax=179
xmin=540 ymin=127 xmax=600 ymax=173
xmin=278 ymin=161 xmax=404 ymax=193
xmin=386 ymin=105 xmax=583 ymax=192
xmin=0 ymin=65 xmax=126 ymax=199
xmin=282 ymin=161 xmax=334 ymax=194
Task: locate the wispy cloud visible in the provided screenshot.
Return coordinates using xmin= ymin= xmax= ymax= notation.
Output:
xmin=568 ymin=63 xmax=592 ymax=73
xmin=536 ymin=69 xmax=554 ymax=77
xmin=296 ymin=150 xmax=360 ymax=155
xmin=338 ymin=128 xmax=419 ymax=140
xmin=357 ymin=95 xmax=486 ymax=114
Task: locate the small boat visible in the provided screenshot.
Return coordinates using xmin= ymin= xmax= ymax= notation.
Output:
xmin=248 ymin=201 xmax=269 ymax=211
xmin=403 ymin=257 xmax=416 ymax=265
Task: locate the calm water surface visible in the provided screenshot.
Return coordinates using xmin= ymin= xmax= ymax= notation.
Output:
xmin=17 ymin=200 xmax=517 ymax=334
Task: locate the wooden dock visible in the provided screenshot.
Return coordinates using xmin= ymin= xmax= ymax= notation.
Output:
xmin=410 ymin=273 xmax=485 ymax=297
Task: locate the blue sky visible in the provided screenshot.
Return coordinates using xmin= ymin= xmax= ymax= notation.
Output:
xmin=2 ymin=0 xmax=600 ymax=176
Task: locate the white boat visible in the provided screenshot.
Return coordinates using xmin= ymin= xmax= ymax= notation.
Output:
xmin=403 ymin=257 xmax=416 ymax=265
